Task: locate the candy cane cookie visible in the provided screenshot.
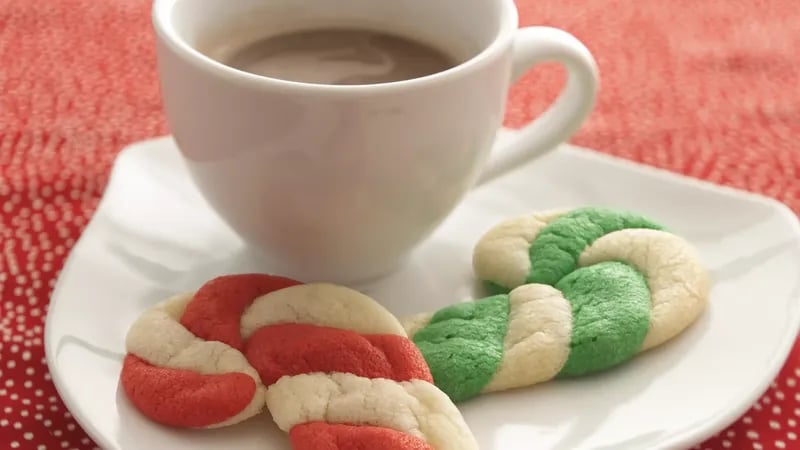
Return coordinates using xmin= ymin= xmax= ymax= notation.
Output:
xmin=121 ymin=274 xmax=477 ymax=449
xmin=405 ymin=206 xmax=711 ymax=402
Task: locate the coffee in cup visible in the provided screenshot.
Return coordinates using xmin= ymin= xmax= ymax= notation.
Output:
xmin=198 ymin=27 xmax=459 ymax=85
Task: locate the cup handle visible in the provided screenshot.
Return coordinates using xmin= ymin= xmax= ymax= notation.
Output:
xmin=475 ymin=26 xmax=599 ymax=186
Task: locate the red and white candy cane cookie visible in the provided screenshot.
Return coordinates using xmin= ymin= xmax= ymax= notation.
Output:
xmin=120 ymin=273 xmax=300 ymax=428
xmin=121 ymin=274 xmax=477 ymax=449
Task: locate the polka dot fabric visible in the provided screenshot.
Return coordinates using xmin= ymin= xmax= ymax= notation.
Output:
xmin=0 ymin=0 xmax=797 ymax=449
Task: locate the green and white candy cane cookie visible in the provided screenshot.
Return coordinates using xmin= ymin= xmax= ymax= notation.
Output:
xmin=403 ymin=206 xmax=711 ymax=402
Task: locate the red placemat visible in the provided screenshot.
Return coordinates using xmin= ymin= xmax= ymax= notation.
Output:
xmin=1 ymin=0 xmax=798 ymax=449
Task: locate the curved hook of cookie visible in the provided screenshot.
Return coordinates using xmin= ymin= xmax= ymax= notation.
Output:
xmin=474 ymin=207 xmax=711 ymax=350
xmin=120 ymin=291 xmax=267 ymax=428
xmin=406 ymin=206 xmax=711 ymax=402
xmin=120 ymin=274 xmax=300 ymax=428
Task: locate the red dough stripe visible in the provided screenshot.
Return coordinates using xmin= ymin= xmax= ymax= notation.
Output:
xmin=289 ymin=422 xmax=435 ymax=450
xmin=119 ymin=355 xmax=257 ymax=428
xmin=244 ymin=323 xmax=434 ymax=386
xmin=179 ymin=274 xmax=301 ymax=350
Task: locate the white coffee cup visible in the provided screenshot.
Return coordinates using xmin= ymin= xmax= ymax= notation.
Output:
xmin=152 ymin=0 xmax=599 ymax=284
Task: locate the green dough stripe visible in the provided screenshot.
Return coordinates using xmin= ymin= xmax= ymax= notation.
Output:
xmin=555 ymin=261 xmax=651 ymax=377
xmin=412 ymin=294 xmax=510 ymax=402
xmin=526 ymin=208 xmax=661 ymax=378
xmin=526 ymin=207 xmax=665 ymax=286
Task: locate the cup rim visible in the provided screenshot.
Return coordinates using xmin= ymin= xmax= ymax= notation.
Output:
xmin=152 ymin=0 xmax=519 ymax=96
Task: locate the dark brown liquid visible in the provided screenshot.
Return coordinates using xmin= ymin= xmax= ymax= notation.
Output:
xmin=207 ymin=28 xmax=457 ymax=85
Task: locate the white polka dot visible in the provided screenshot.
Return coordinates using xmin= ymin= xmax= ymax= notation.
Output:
xmin=747 ymin=430 xmax=760 ymax=439
xmin=20 ymin=410 xmax=28 ymax=417
xmin=776 ymin=390 xmax=785 ymax=400
xmin=776 ymin=440 xmax=786 ymax=449
xmin=770 ymin=420 xmax=781 ymax=429
xmin=773 ymin=405 xmax=783 ymax=414
xmin=23 ymin=380 xmax=32 ymax=388
xmin=722 ymin=440 xmax=732 ymax=448
xmin=794 ymin=408 xmax=800 ymax=417
xmin=13 ymin=422 xmax=22 ymax=429
xmin=25 ymin=367 xmax=34 ymax=375
xmin=23 ymin=432 xmax=33 ymax=440
xmin=21 ymin=350 xmax=31 ymax=361
xmin=43 ymin=419 xmax=51 ymax=427
xmin=10 ymin=442 xmax=19 ymax=449
xmin=60 ymin=441 xmax=69 ymax=448
xmin=0 ymin=419 xmax=7 ymax=426
xmin=789 ymin=377 xmax=797 ymax=387
xmin=37 ymin=446 xmax=46 ymax=450
xmin=66 ymin=423 xmax=75 ymax=431
xmin=34 ymin=413 xmax=42 ymax=420
xmin=53 ymin=429 xmax=62 ymax=437
xmin=753 ymin=443 xmax=763 ymax=450
xmin=6 ymin=361 xmax=15 ymax=369
xmin=754 ymin=403 xmax=763 ymax=410
xmin=763 ymin=396 xmax=771 ymax=404
xmin=34 ymin=389 xmax=43 ymax=397
xmin=3 ymin=406 xmax=11 ymax=414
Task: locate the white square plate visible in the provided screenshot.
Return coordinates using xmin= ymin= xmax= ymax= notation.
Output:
xmin=45 ymin=134 xmax=800 ymax=449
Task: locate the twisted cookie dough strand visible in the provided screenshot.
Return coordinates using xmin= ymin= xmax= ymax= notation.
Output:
xmin=241 ymin=283 xmax=478 ymax=450
xmin=406 ymin=207 xmax=710 ymax=402
xmin=403 ymin=284 xmax=572 ymax=402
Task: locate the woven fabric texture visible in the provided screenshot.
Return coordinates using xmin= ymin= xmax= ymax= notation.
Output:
xmin=1 ymin=0 xmax=798 ymax=449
